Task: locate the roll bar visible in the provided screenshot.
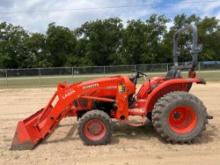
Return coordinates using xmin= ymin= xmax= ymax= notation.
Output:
xmin=173 ymin=23 xmax=202 ymax=70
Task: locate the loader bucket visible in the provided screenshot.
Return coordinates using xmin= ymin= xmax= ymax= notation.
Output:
xmin=11 ymin=86 xmax=79 ymax=150
xmin=11 ymin=108 xmax=45 ymax=150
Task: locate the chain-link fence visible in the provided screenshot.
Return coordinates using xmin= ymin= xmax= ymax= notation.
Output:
xmin=0 ymin=62 xmax=220 ymax=88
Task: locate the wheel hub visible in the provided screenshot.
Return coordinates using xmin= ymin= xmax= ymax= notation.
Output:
xmin=83 ymin=119 xmax=106 ymax=141
xmin=173 ymin=111 xmax=181 ymax=120
xmin=168 ymin=106 xmax=197 ymax=134
xmin=88 ymin=122 xmax=103 ymax=135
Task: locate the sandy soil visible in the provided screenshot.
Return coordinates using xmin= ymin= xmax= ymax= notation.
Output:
xmin=0 ymin=83 xmax=220 ymax=165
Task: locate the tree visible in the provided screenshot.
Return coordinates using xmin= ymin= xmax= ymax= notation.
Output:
xmin=144 ymin=14 xmax=169 ymax=63
xmin=75 ymin=18 xmax=123 ymax=65
xmin=46 ymin=23 xmax=77 ymax=67
xmin=25 ymin=33 xmax=52 ymax=68
xmin=198 ymin=17 xmax=220 ymax=61
xmin=120 ymin=19 xmax=146 ymax=64
xmin=121 ymin=15 xmax=169 ymax=64
xmin=0 ymin=22 xmax=29 ymax=68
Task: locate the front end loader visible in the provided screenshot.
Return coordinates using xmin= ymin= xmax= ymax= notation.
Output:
xmin=11 ymin=24 xmax=212 ymax=150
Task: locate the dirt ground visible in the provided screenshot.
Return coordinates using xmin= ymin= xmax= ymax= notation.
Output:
xmin=0 ymin=83 xmax=220 ymax=165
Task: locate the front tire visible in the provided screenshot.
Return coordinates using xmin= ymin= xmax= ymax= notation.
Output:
xmin=78 ymin=110 xmax=112 ymax=145
xmin=152 ymin=91 xmax=207 ymax=143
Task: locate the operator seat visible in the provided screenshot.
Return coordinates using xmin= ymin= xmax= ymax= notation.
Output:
xmin=166 ymin=68 xmax=181 ymax=79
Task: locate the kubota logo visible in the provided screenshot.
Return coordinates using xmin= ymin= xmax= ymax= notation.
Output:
xmin=83 ymin=83 xmax=99 ymax=89
xmin=62 ymin=89 xmax=76 ymax=99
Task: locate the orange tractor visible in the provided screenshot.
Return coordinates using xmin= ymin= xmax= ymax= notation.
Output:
xmin=11 ymin=24 xmax=212 ymax=150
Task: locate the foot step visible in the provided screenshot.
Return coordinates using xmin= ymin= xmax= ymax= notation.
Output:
xmin=128 ymin=108 xmax=145 ymax=116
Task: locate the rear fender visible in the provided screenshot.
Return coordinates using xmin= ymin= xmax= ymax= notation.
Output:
xmin=144 ymin=78 xmax=206 ymax=113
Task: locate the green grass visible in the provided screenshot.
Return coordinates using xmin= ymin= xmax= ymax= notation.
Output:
xmin=197 ymin=70 xmax=220 ymax=81
xmin=0 ymin=70 xmax=220 ymax=89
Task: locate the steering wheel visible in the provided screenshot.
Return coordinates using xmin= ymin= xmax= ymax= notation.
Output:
xmin=130 ymin=71 xmax=148 ymax=85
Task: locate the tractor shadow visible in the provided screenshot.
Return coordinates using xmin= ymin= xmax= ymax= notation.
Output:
xmin=112 ymin=122 xmax=218 ymax=145
xmin=192 ymin=124 xmax=218 ymax=144
xmin=39 ymin=121 xmax=218 ymax=147
xmin=112 ymin=122 xmax=157 ymax=142
xmin=40 ymin=123 xmax=78 ymax=146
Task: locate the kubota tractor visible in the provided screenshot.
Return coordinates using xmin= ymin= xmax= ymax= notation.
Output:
xmin=11 ymin=24 xmax=213 ymax=150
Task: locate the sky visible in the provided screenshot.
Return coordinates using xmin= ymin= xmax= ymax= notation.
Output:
xmin=0 ymin=0 xmax=220 ymax=33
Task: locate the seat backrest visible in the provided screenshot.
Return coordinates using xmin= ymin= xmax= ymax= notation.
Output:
xmin=166 ymin=69 xmax=181 ymax=79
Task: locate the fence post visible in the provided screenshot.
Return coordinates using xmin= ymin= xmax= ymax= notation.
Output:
xmin=38 ymin=68 xmax=41 ymax=87
xmin=166 ymin=63 xmax=169 ymax=72
xmin=5 ymin=69 xmax=8 ymax=89
xmin=103 ymin=66 xmax=106 ymax=75
xmin=198 ymin=62 xmax=201 ymax=71
xmin=72 ymin=67 xmax=74 ymax=78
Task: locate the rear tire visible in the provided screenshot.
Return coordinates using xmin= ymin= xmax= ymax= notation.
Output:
xmin=78 ymin=110 xmax=112 ymax=145
xmin=152 ymin=91 xmax=207 ymax=143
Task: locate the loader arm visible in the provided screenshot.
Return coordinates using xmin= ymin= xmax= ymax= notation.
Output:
xmin=11 ymin=83 xmax=114 ymax=150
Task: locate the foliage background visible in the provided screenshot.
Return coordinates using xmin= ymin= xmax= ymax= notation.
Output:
xmin=0 ymin=14 xmax=220 ymax=69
